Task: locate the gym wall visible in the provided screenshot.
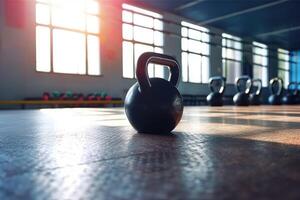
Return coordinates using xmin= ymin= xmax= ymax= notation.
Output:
xmin=0 ymin=0 xmax=281 ymax=101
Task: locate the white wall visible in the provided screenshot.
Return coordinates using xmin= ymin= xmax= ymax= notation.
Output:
xmin=0 ymin=0 xmax=279 ymax=101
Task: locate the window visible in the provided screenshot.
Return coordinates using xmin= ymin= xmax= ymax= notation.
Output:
xmin=291 ymin=51 xmax=300 ymax=83
xmin=278 ymin=49 xmax=290 ymax=88
xmin=35 ymin=0 xmax=101 ymax=75
xmin=122 ymin=4 xmax=164 ymax=79
xmin=181 ymin=21 xmax=210 ymax=83
xmin=253 ymin=41 xmax=268 ymax=87
xmin=222 ymin=33 xmax=242 ymax=84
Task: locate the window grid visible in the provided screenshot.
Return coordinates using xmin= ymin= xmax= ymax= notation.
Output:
xmin=278 ymin=48 xmax=290 ymax=88
xmin=35 ymin=0 xmax=101 ymax=75
xmin=222 ymin=33 xmax=242 ymax=84
xmin=253 ymin=41 xmax=268 ymax=87
xmin=181 ymin=21 xmax=210 ymax=83
xmin=122 ymin=4 xmax=164 ymax=79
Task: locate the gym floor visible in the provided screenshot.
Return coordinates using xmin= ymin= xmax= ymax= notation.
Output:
xmin=1 ymin=106 xmax=300 ymax=199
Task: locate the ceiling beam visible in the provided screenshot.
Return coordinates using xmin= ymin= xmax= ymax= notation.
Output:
xmin=174 ymin=0 xmax=206 ymax=11
xmin=198 ymin=0 xmax=289 ymax=25
xmin=257 ymin=25 xmax=300 ymax=37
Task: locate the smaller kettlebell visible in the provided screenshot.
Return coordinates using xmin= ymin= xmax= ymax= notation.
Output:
xmin=249 ymin=79 xmax=262 ymax=105
xmin=282 ymin=82 xmax=298 ymax=105
xmin=268 ymin=77 xmax=283 ymax=105
xmin=206 ymin=76 xmax=226 ymax=106
xmin=125 ymin=52 xmax=184 ymax=134
xmin=233 ymin=76 xmax=252 ymax=106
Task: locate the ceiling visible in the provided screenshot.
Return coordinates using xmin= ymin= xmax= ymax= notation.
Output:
xmin=127 ymin=0 xmax=300 ymax=51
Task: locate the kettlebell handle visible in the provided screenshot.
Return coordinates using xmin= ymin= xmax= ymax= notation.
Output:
xmin=235 ymin=76 xmax=252 ymax=94
xmin=136 ymin=52 xmax=180 ymax=92
xmin=209 ymin=76 xmax=226 ymax=94
xmin=269 ymin=77 xmax=283 ymax=95
xmin=252 ymin=79 xmax=262 ymax=95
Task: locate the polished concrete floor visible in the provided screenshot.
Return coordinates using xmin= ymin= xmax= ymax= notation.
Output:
xmin=0 ymin=106 xmax=300 ymax=199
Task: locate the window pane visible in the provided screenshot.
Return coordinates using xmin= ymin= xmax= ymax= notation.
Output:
xmin=53 ymin=29 xmax=86 ymax=74
xmin=123 ymin=24 xmax=133 ymax=40
xmin=36 ymin=3 xmax=50 ymax=25
xmin=188 ymin=39 xmax=202 ymax=53
xmin=133 ymin=13 xmax=153 ymax=28
xmin=87 ymin=35 xmax=100 ymax=75
xmin=122 ymin=41 xmax=134 ymax=78
xmin=154 ymin=19 xmax=163 ymax=31
xmin=226 ymin=60 xmax=241 ymax=84
xmin=134 ymin=26 xmax=153 ymax=44
xmin=202 ymin=56 xmax=209 ymax=83
xmin=154 ymin=47 xmax=164 ymax=78
xmin=154 ymin=31 xmax=163 ymax=46
xmin=188 ymin=29 xmax=201 ymax=40
xmin=122 ymin=10 xmax=132 ymax=23
xmin=181 ymin=38 xmax=188 ymax=51
xmin=52 ymin=7 xmax=85 ymax=31
xmin=182 ymin=52 xmax=188 ymax=82
xmin=188 ymin=53 xmax=201 ymax=83
xmin=87 ymin=15 xmax=99 ymax=34
xmin=86 ymin=0 xmax=99 ymax=14
xmin=182 ymin=27 xmax=188 ymax=37
xmin=36 ymin=26 xmax=51 ymax=72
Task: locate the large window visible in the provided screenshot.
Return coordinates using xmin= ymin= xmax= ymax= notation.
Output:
xmin=222 ymin=33 xmax=242 ymax=84
xmin=253 ymin=41 xmax=268 ymax=87
xmin=278 ymin=48 xmax=290 ymax=88
xmin=122 ymin=4 xmax=164 ymax=79
xmin=35 ymin=0 xmax=100 ymax=75
xmin=181 ymin=21 xmax=210 ymax=83
xmin=291 ymin=51 xmax=300 ymax=83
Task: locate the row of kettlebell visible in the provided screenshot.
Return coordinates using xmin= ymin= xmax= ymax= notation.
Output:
xmin=207 ymin=76 xmax=300 ymax=106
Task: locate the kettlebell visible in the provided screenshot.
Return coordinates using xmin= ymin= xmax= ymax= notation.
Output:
xmin=249 ymin=79 xmax=262 ymax=105
xmin=125 ymin=52 xmax=184 ymax=134
xmin=233 ymin=76 xmax=252 ymax=106
xmin=206 ymin=76 xmax=226 ymax=106
xmin=282 ymin=82 xmax=298 ymax=105
xmin=268 ymin=77 xmax=283 ymax=105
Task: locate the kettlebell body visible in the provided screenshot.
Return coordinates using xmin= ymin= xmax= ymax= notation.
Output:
xmin=233 ymin=92 xmax=250 ymax=106
xmin=233 ymin=76 xmax=252 ymax=106
xmin=207 ymin=92 xmax=223 ymax=106
xmin=282 ymin=82 xmax=298 ymax=105
xmin=249 ymin=79 xmax=262 ymax=105
xmin=268 ymin=95 xmax=281 ymax=105
xmin=206 ymin=76 xmax=226 ymax=106
xmin=125 ymin=52 xmax=183 ymax=134
xmin=268 ymin=77 xmax=283 ymax=105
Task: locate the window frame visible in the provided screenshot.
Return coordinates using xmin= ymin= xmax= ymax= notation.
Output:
xmin=222 ymin=33 xmax=243 ymax=84
xmin=122 ymin=4 xmax=164 ymax=79
xmin=278 ymin=48 xmax=290 ymax=88
xmin=181 ymin=21 xmax=210 ymax=84
xmin=252 ymin=41 xmax=268 ymax=87
xmin=35 ymin=0 xmax=101 ymax=76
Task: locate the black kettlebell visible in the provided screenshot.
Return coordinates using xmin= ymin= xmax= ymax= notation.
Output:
xmin=249 ymin=79 xmax=262 ymax=105
xmin=282 ymin=82 xmax=298 ymax=105
xmin=233 ymin=76 xmax=252 ymax=106
xmin=206 ymin=76 xmax=226 ymax=106
xmin=125 ymin=52 xmax=184 ymax=134
xmin=268 ymin=77 xmax=283 ymax=105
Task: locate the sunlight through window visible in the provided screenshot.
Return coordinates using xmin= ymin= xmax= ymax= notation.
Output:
xmin=181 ymin=21 xmax=210 ymax=83
xmin=253 ymin=42 xmax=268 ymax=87
xmin=35 ymin=0 xmax=100 ymax=75
xmin=122 ymin=4 xmax=164 ymax=79
xmin=222 ymin=33 xmax=242 ymax=84
xmin=278 ymin=48 xmax=290 ymax=88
